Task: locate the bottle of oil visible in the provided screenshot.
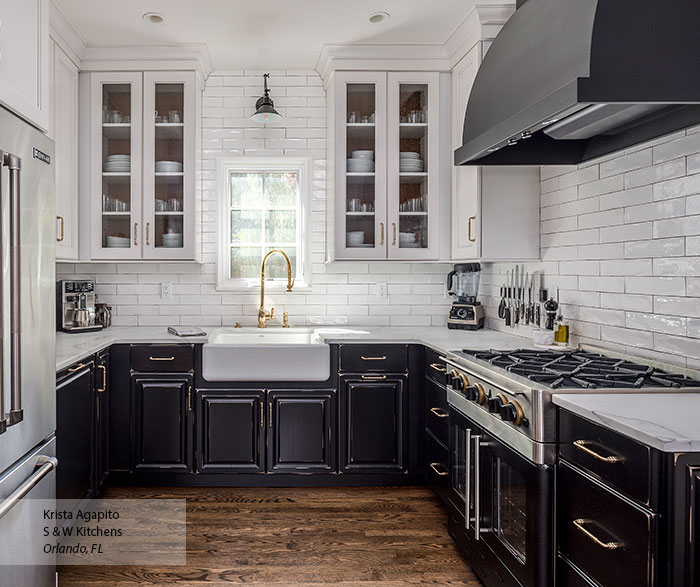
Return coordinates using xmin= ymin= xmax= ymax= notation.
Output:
xmin=554 ymin=314 xmax=570 ymax=346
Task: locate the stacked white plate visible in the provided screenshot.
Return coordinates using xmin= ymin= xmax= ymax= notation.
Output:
xmin=347 ymin=158 xmax=375 ymax=173
xmin=400 ymin=152 xmax=424 ymax=173
xmin=104 ymin=154 xmax=131 ymax=173
xmin=399 ymin=232 xmax=421 ymax=248
xmin=106 ymin=236 xmax=130 ymax=248
xmin=155 ymin=160 xmax=184 ymax=173
xmin=162 ymin=233 xmax=183 ymax=248
xmin=346 ymin=231 xmax=365 ymax=246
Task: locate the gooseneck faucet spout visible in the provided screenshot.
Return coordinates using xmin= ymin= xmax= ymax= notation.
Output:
xmin=258 ymin=249 xmax=294 ymax=328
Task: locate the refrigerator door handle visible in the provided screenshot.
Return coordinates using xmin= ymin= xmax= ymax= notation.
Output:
xmin=0 ymin=455 xmax=57 ymax=521
xmin=4 ymin=152 xmax=22 ymax=426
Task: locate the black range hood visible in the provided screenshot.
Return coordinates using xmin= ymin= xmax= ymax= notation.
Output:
xmin=455 ymin=0 xmax=700 ymax=166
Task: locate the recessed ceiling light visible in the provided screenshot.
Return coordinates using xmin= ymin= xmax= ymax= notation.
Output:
xmin=368 ymin=11 xmax=390 ymax=24
xmin=142 ymin=12 xmax=165 ymax=25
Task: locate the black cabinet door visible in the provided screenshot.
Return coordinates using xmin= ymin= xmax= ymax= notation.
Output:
xmin=56 ymin=362 xmax=94 ymax=502
xmin=132 ymin=374 xmax=193 ymax=473
xmin=267 ymin=390 xmax=335 ymax=473
xmin=339 ymin=375 xmax=407 ymax=473
xmin=93 ymin=351 xmax=110 ymax=494
xmin=197 ymin=390 xmax=265 ymax=473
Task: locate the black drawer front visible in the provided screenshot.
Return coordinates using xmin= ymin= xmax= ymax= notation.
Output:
xmin=131 ymin=344 xmax=194 ymax=373
xmin=559 ymin=409 xmax=652 ymax=506
xmin=339 ymin=344 xmax=407 ymax=373
xmin=425 ymin=347 xmax=447 ymax=383
xmin=558 ymin=462 xmax=655 ymax=587
xmin=556 ymin=556 xmax=597 ymax=587
xmin=425 ymin=378 xmax=448 ymax=445
xmin=425 ymin=429 xmax=449 ymax=502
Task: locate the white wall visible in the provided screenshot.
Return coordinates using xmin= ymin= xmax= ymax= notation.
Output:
xmin=57 ymin=70 xmax=453 ymax=327
xmin=482 ymin=127 xmax=700 ymax=368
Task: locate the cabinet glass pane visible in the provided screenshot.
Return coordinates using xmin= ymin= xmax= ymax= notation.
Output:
xmin=398 ymin=84 xmax=428 ymax=250
xmin=101 ymin=84 xmax=132 ymax=248
xmin=153 ymin=83 xmax=185 ymax=249
xmin=346 ymin=83 xmax=376 ymax=249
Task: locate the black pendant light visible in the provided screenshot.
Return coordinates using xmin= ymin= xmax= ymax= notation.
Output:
xmin=250 ymin=73 xmax=282 ymax=123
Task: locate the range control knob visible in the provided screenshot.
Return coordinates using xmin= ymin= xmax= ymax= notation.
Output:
xmin=466 ymin=383 xmax=487 ymax=405
xmin=449 ymin=370 xmax=464 ymax=391
xmin=488 ymin=394 xmax=509 ymax=414
xmin=500 ymin=400 xmax=525 ymax=426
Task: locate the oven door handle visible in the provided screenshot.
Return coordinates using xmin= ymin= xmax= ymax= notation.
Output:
xmin=473 ymin=434 xmax=482 ymax=540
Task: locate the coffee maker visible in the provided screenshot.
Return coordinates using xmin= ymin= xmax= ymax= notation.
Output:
xmin=446 ymin=263 xmax=485 ymax=330
xmin=57 ymin=280 xmax=103 ymax=333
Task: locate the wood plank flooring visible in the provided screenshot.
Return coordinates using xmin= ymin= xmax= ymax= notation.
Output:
xmin=58 ymin=486 xmax=480 ymax=586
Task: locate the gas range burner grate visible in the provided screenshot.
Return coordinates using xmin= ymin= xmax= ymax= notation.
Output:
xmin=460 ymin=348 xmax=700 ymax=389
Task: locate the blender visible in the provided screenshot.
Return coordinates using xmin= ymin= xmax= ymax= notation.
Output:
xmin=446 ymin=263 xmax=485 ymax=330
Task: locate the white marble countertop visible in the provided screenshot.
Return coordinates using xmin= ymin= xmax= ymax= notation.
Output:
xmin=553 ymin=393 xmax=700 ymax=453
xmin=56 ymin=325 xmax=532 ymax=372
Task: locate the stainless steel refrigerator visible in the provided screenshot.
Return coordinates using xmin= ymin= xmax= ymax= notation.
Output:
xmin=0 ymin=106 xmax=56 ymax=586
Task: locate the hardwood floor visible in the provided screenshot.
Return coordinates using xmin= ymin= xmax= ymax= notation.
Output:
xmin=59 ymin=486 xmax=480 ymax=586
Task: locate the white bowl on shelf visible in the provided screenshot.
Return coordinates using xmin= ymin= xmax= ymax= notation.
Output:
xmin=399 ymin=232 xmax=417 ymax=242
xmin=351 ymin=150 xmax=374 ymax=160
xmin=400 ymin=152 xmax=421 ymax=159
xmin=162 ymin=233 xmax=183 ymax=248
xmin=106 ymin=236 xmax=130 ymax=248
xmin=155 ymin=160 xmax=184 ymax=172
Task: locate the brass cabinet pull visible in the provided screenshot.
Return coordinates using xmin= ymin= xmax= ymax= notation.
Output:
xmin=149 ymin=356 xmax=175 ymax=361
xmin=430 ymin=407 xmax=449 ymax=418
xmin=187 ymin=386 xmax=192 ymax=412
xmin=66 ymin=363 xmax=85 ymax=373
xmin=468 ymin=216 xmax=477 ymax=242
xmin=392 ymin=222 xmax=397 ymax=246
xmin=56 ymin=216 xmax=64 ymax=242
xmin=573 ymin=440 xmax=624 ymax=463
xmin=268 ymin=403 xmax=273 ymax=428
xmin=429 ymin=362 xmax=446 ymax=373
xmin=379 ymin=222 xmax=384 ymax=246
xmin=260 ymin=400 xmax=264 ymax=428
xmin=573 ymin=518 xmax=622 ymax=550
xmin=429 ymin=462 xmax=448 ymax=477
xmin=361 ymin=355 xmax=386 ymax=361
xmin=97 ymin=365 xmax=106 ymax=392
xmin=361 ymin=374 xmax=387 ymax=380
xmin=133 ymin=222 xmax=138 ymax=246
xmin=146 ymin=222 xmax=150 ymax=246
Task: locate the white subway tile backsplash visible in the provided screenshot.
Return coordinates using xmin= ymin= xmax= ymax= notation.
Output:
xmin=653 ymin=132 xmax=700 ymax=163
xmin=600 ymin=148 xmax=652 ymax=178
xmin=624 ymin=157 xmax=686 ymax=189
xmin=600 ymin=293 xmax=653 ymax=313
xmin=625 ymin=312 xmax=686 ymax=335
xmin=625 ymin=276 xmax=685 ymax=296
xmin=624 ymin=237 xmax=685 ymax=258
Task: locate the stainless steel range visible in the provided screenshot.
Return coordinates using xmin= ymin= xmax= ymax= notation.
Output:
xmin=442 ymin=346 xmax=700 ymax=587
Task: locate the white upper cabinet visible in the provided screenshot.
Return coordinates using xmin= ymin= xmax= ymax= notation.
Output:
xmin=330 ymin=71 xmax=443 ymax=261
xmin=0 ymin=0 xmax=49 ymax=131
xmin=451 ymin=43 xmax=540 ymax=262
xmin=85 ymin=71 xmax=198 ymax=261
xmin=51 ymin=41 xmax=79 ymax=260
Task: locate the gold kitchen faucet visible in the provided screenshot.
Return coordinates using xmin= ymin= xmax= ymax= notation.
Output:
xmin=258 ymin=249 xmax=294 ymax=328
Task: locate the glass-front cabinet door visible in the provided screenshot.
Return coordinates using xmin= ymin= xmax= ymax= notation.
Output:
xmin=143 ymin=72 xmax=196 ymax=259
xmin=90 ymin=73 xmax=143 ymax=259
xmin=387 ymin=73 xmax=440 ymax=260
xmin=333 ymin=72 xmax=387 ymax=260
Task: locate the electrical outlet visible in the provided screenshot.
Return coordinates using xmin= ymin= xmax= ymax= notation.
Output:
xmin=160 ymin=282 xmax=172 ymax=300
xmin=376 ymin=282 xmax=388 ymax=300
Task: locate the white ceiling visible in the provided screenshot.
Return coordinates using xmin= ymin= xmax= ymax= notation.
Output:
xmin=54 ymin=0 xmax=507 ymax=69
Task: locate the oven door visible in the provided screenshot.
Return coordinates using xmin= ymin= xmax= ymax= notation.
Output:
xmin=448 ymin=407 xmax=480 ymax=534
xmin=478 ymin=428 xmax=554 ymax=587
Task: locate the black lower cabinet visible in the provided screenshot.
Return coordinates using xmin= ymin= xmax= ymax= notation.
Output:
xmin=56 ymin=361 xmax=94 ymax=503
xmin=197 ymin=390 xmax=265 ymax=473
xmin=339 ymin=375 xmax=407 ymax=473
xmin=267 ymin=390 xmax=335 ymax=473
xmin=93 ymin=350 xmax=110 ymax=495
xmin=132 ymin=374 xmax=193 ymax=473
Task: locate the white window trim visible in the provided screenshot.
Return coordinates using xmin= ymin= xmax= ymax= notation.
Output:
xmin=216 ymin=157 xmax=313 ymax=292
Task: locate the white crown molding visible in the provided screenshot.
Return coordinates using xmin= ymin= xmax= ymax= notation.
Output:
xmin=316 ymin=44 xmax=451 ymax=86
xmin=316 ymin=3 xmax=515 ymax=85
xmin=80 ymin=44 xmax=213 ymax=84
xmin=49 ymin=0 xmax=86 ymax=66
xmin=444 ymin=4 xmax=515 ymax=69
